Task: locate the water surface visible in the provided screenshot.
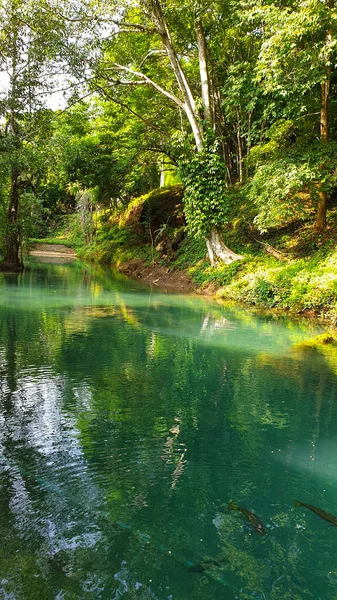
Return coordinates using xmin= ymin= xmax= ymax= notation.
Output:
xmin=1 ymin=258 xmax=337 ymax=599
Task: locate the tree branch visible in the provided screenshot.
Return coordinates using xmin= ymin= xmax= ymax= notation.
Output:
xmin=112 ymin=63 xmax=185 ymax=108
xmin=92 ymin=82 xmax=169 ymax=136
xmin=146 ymin=147 xmax=179 ymax=166
xmin=121 ymin=22 xmax=157 ymax=35
xmin=138 ymin=49 xmax=167 ymax=69
xmin=99 ymin=72 xmax=147 ymax=86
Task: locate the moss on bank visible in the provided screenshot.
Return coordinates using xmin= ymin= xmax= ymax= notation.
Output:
xmin=293 ymin=333 xmax=336 ymax=350
xmin=291 ymin=333 xmax=337 ymax=374
xmin=32 ymin=187 xmax=337 ymax=324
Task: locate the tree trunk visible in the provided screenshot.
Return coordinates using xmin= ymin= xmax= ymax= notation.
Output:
xmin=140 ymin=2 xmax=243 ymax=265
xmin=145 ymin=0 xmax=204 ymax=150
xmin=206 ymin=227 xmax=243 ymax=266
xmin=236 ymin=108 xmax=243 ymax=183
xmin=195 ymin=18 xmax=241 ymax=265
xmin=195 ymin=19 xmax=212 ymax=125
xmin=247 ymin=110 xmax=253 ymax=157
xmin=315 ymin=78 xmax=330 ymax=231
xmin=1 ymin=168 xmax=23 ymax=272
xmin=1 ymin=21 xmax=23 ymax=272
xmin=315 ymin=0 xmax=333 ymax=231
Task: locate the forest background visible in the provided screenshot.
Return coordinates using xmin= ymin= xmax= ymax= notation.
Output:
xmin=1 ymin=0 xmax=337 ymax=320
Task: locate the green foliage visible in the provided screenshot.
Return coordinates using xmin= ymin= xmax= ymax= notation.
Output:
xmin=62 ymin=186 xmax=184 ymax=265
xmin=188 ymin=258 xmax=245 ymax=287
xmin=20 ymin=192 xmax=49 ymax=241
xmin=247 ymin=159 xmax=316 ymax=231
xmin=163 ymin=167 xmax=181 ymax=187
xmin=214 ymin=245 xmax=337 ymax=317
xmin=43 ymin=100 xmax=161 ymax=219
xmin=173 ymin=236 xmax=206 ymax=268
xmin=178 ymin=141 xmax=229 ymax=237
xmin=253 ymin=278 xmax=275 ymax=304
xmin=29 ymin=237 xmax=73 ymax=246
xmin=245 ymin=139 xmax=337 ymax=232
xmin=2 ymin=0 xmax=337 ymax=295
xmin=255 ymin=0 xmax=336 ymax=99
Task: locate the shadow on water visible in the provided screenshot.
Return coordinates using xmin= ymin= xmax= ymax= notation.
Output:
xmin=1 ymin=258 xmax=337 ymax=599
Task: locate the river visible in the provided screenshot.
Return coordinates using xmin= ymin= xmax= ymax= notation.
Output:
xmin=1 ymin=257 xmax=337 ymax=599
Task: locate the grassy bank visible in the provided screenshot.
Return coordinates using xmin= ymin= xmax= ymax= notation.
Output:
xmin=33 ymin=186 xmax=337 ymax=323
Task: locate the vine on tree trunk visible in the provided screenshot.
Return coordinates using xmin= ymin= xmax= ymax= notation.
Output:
xmin=178 ymin=140 xmax=229 ymax=239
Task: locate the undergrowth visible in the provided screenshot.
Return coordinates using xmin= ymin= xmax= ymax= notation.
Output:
xmin=32 ymin=189 xmax=337 ymax=323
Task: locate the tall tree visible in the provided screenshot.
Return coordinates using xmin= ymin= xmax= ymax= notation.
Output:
xmin=0 ymin=0 xmax=63 ymax=270
xmin=254 ymin=0 xmax=337 ymax=231
xmin=316 ymin=0 xmax=334 ymax=231
xmin=91 ymin=0 xmax=243 ymax=264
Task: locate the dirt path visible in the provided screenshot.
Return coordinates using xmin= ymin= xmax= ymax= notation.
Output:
xmin=29 ymin=244 xmax=76 ymax=258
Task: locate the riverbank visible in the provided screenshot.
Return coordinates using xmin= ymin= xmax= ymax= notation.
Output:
xmin=117 ymin=252 xmax=337 ymax=325
xmin=30 ymin=236 xmax=337 ymax=325
xmin=118 ymin=258 xmax=195 ymax=293
xmin=30 ymin=186 xmax=337 ymax=324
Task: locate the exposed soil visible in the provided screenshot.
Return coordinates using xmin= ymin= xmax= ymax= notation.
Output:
xmin=118 ymin=259 xmax=197 ymax=293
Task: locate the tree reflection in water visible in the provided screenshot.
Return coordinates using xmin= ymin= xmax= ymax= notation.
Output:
xmin=0 ymin=261 xmax=336 ymax=599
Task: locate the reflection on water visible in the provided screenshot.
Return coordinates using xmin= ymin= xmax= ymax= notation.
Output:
xmin=1 ymin=258 xmax=337 ymax=599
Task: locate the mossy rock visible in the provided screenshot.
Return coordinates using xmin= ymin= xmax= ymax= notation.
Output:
xmin=122 ymin=186 xmax=185 ymax=237
xmin=293 ymin=333 xmax=337 ymax=351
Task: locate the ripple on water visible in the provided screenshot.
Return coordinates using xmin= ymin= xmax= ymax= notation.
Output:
xmin=0 ymin=261 xmax=336 ymax=600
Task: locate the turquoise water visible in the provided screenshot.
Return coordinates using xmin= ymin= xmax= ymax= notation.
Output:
xmin=1 ymin=258 xmax=337 ymax=599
